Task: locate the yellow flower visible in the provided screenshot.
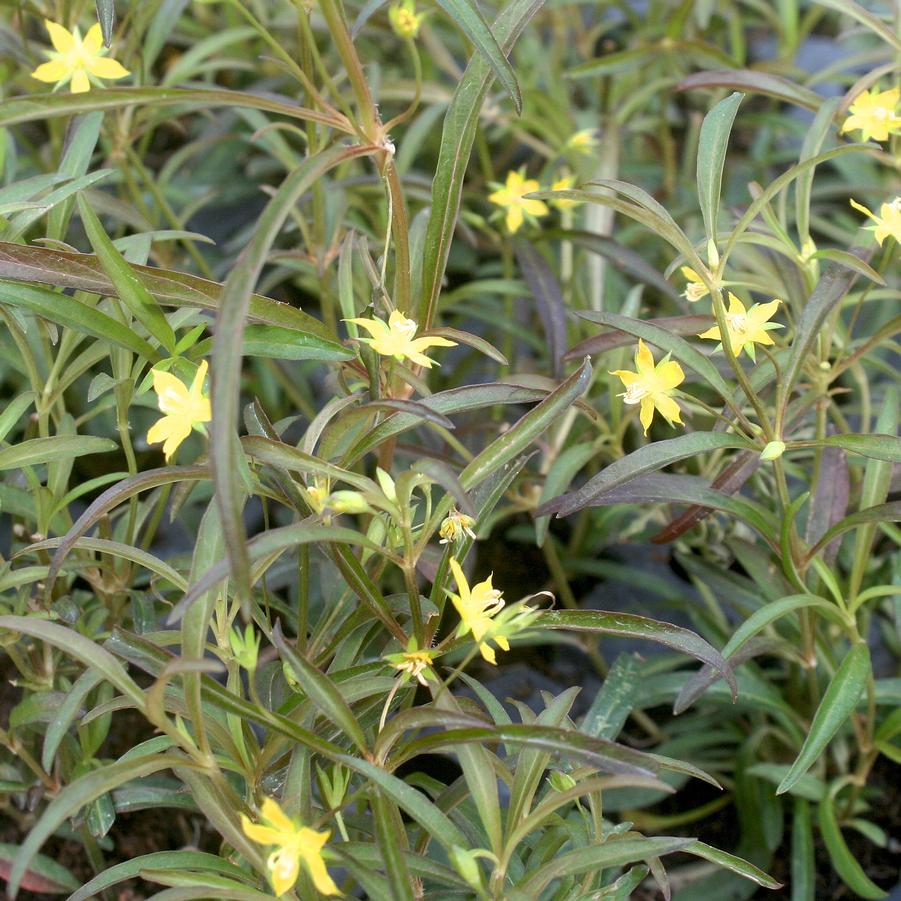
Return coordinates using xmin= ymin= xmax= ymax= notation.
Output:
xmin=439 ymin=509 xmax=477 ymax=545
xmin=680 ymin=266 xmax=710 ymax=303
xmin=610 ymin=339 xmax=685 ymax=436
xmin=241 ymin=797 xmax=338 ymax=896
xmin=147 ymin=361 xmax=211 ymax=461
xmin=31 ymin=20 xmax=129 ymax=94
xmin=447 ymin=558 xmax=508 ymax=665
xmin=488 ymin=169 xmax=549 ymax=234
xmin=345 ymin=310 xmax=456 ymax=368
xmin=840 ymin=87 xmax=901 ymax=142
xmin=385 ymin=640 xmax=436 ymax=686
xmin=698 ymin=293 xmax=781 ymax=361
xmin=550 ymin=174 xmax=582 ymax=210
xmin=389 ymin=0 xmax=423 ymax=38
xmin=850 ymin=197 xmax=901 ymax=246
xmin=566 ymin=129 xmax=598 ymax=154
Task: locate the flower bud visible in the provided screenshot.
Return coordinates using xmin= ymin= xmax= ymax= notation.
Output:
xmin=760 ymin=440 xmax=786 ymax=461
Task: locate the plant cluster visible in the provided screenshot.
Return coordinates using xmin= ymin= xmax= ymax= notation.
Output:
xmin=0 ymin=0 xmax=898 ymax=899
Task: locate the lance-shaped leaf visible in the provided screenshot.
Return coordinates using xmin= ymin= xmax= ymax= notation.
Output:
xmin=541 ymin=432 xmax=752 ymax=517
xmin=539 ymin=609 xmax=736 ymax=700
xmin=0 ymin=436 xmax=116 ymax=472
xmin=678 ymin=69 xmax=823 ymax=111
xmin=566 ymin=314 xmax=712 ymax=361
xmin=696 ymin=92 xmax=743 ymax=241
xmin=777 ymin=644 xmax=871 ymax=795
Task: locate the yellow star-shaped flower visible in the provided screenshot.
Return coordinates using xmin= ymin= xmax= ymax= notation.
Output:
xmin=146 ymin=360 xmax=211 ymax=461
xmin=439 ymin=509 xmax=477 ymax=545
xmin=698 ymin=293 xmax=781 ymax=361
xmin=850 ymin=197 xmax=901 ymax=246
xmin=566 ymin=129 xmax=598 ymax=154
xmin=840 ymin=87 xmax=901 ymax=142
xmin=345 ymin=310 xmax=456 ymax=368
xmin=241 ymin=797 xmax=338 ymax=896
xmin=610 ymin=339 xmax=685 ymax=436
xmin=385 ymin=639 xmax=437 ymax=686
xmin=447 ymin=558 xmax=509 ymax=665
xmin=31 ymin=20 xmax=129 ymax=94
xmin=488 ymin=169 xmax=549 ymax=234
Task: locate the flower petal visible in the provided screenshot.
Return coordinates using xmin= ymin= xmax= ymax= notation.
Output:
xmin=639 ymin=396 xmax=654 ymax=435
xmin=448 ymin=558 xmax=470 ymax=605
xmin=45 ymin=20 xmax=75 ymax=53
xmin=82 ymin=23 xmax=104 ymax=54
xmin=189 ymin=359 xmax=209 ymax=400
xmin=609 ymin=368 xmax=639 ymax=386
xmin=86 ymin=56 xmax=130 ymax=79
xmin=31 ymin=59 xmax=71 ymax=83
xmin=240 ymin=814 xmax=283 ymax=846
xmin=654 ymin=393 xmax=683 ymax=427
xmin=268 ymin=846 xmax=301 ymax=896
xmin=726 ymin=293 xmax=746 ymax=316
xmin=298 ymin=830 xmax=339 ymax=895
xmin=634 ymin=339 xmax=655 ymax=375
xmin=345 ymin=316 xmax=389 ymax=339
xmin=260 ymin=796 xmax=296 ymax=835
xmin=750 ymin=299 xmax=781 ymax=325
xmin=698 ymin=325 xmax=721 ymax=342
xmin=655 ymin=360 xmax=684 ymax=391
xmin=70 ymin=69 xmax=91 ymax=93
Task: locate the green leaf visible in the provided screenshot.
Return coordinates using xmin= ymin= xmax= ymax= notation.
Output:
xmin=41 ymin=670 xmax=102 ymax=772
xmin=0 ymin=392 xmax=35 ymax=443
xmin=47 ymin=112 xmax=104 ymax=242
xmin=777 ymin=644 xmax=871 ymax=795
xmin=0 ymin=243 xmax=341 ymax=342
xmin=807 ymin=501 xmax=901 ymax=560
xmin=684 ymin=841 xmax=782 ymax=889
xmin=369 ymin=790 xmax=415 ymax=901
xmin=94 ymin=0 xmax=115 ymax=44
xmin=814 ymin=0 xmax=901 ymax=51
xmin=458 ymin=359 xmax=592 ymax=491
xmin=791 ymin=798 xmax=815 ymax=901
xmin=696 ymin=92 xmax=743 ymax=241
xmin=0 ymin=281 xmax=159 ymax=360
xmin=818 ymin=785 xmax=888 ymax=899
xmin=271 ymin=623 xmax=368 ymax=754
xmin=580 ymin=653 xmax=640 ymax=741
xmin=0 ymin=88 xmax=348 ymax=132
xmin=819 ymin=434 xmax=901 ymax=464
xmin=519 ymin=836 xmax=695 ymax=894
xmin=540 ymin=609 xmax=735 ymax=699
xmin=418 ymin=0 xmax=544 ymax=326
xmin=67 ymin=852 xmax=253 ymax=901
xmin=210 ymin=144 xmax=372 ymax=611
xmin=167 ymin=523 xmax=386 ymax=623
xmin=7 ymin=755 xmax=175 ymax=897
xmin=435 ymin=0 xmax=522 ymax=113
xmin=78 ymin=195 xmax=177 ymax=354
xmin=0 ymin=845 xmax=78 ymax=894
xmin=679 ymin=69 xmax=823 ymax=111
xmin=47 ymin=466 xmax=208 ymax=592
xmin=0 ymin=436 xmax=116 ymax=472
xmin=541 ymin=432 xmax=752 ymax=517
xmin=781 ymin=260 xmax=866 ymax=408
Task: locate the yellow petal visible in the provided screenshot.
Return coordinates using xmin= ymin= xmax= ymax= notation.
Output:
xmin=189 ymin=359 xmax=209 ymax=400
xmin=346 ymin=316 xmax=389 ymax=340
xmin=86 ymin=56 xmax=130 ymax=79
xmin=506 ymin=206 xmax=524 ymax=233
xmin=750 ymin=299 xmax=781 ymax=325
xmin=609 ymin=369 xmax=639 ymax=386
xmin=147 ymin=414 xmax=192 ymax=460
xmin=654 ymin=393 xmax=683 ymax=427
xmin=655 ymin=360 xmax=684 ymax=391
xmin=298 ymin=831 xmax=339 ymax=896
xmin=151 ymin=368 xmax=189 ymax=414
xmin=698 ymin=325 xmax=721 ymax=342
xmin=82 ymin=23 xmax=104 ymax=55
xmin=448 ymin=557 xmax=469 ymax=604
xmin=70 ymin=69 xmax=91 ymax=93
xmin=680 ymin=266 xmax=701 ymax=281
xmin=726 ymin=293 xmax=747 ymax=316
xmin=522 ymin=198 xmax=549 ymax=217
xmin=31 ymin=59 xmax=71 ymax=83
xmin=44 ymin=20 xmax=76 ymax=53
xmin=268 ymin=847 xmax=301 ymax=896
xmin=639 ymin=396 xmax=654 ymax=435
xmin=849 ymin=198 xmax=875 ymax=221
xmin=495 ymin=635 xmax=510 ymax=652
xmin=634 ymin=339 xmax=655 ymax=375
xmin=478 ymin=642 xmax=498 ymax=665
xmin=240 ymin=814 xmax=284 ymax=846
xmin=260 ymin=796 xmax=296 ymax=835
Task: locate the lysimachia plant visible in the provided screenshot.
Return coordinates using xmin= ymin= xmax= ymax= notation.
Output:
xmin=0 ymin=1 xmax=896 ymax=901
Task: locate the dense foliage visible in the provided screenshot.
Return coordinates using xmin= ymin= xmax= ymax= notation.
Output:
xmin=0 ymin=0 xmax=898 ymax=898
